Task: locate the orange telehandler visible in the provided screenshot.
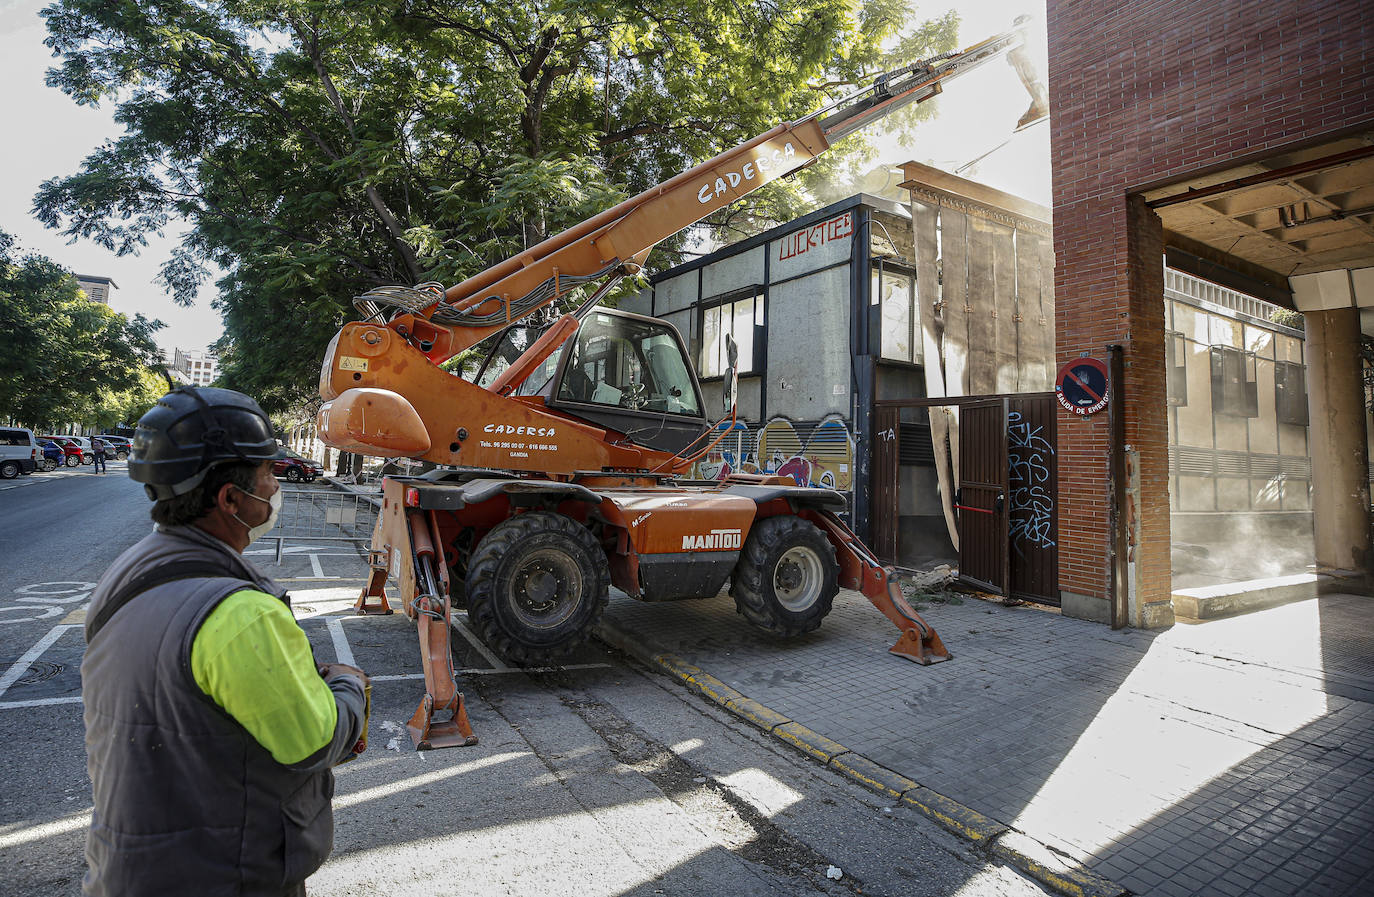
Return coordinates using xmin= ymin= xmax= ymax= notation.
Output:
xmin=317 ymin=20 xmax=1047 ymax=748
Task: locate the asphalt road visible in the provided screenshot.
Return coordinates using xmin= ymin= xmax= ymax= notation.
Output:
xmin=0 ymin=470 xmax=1047 ymax=897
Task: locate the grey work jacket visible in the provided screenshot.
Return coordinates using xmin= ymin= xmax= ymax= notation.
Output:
xmin=82 ymin=524 xmax=365 ymax=897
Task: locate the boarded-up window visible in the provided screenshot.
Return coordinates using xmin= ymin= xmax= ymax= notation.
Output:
xmin=1275 ymin=361 xmax=1309 ymax=426
xmin=873 ymin=262 xmax=920 ymax=364
xmin=1210 ymin=346 xmax=1258 ymax=418
xmin=701 ymin=289 xmax=764 ymax=377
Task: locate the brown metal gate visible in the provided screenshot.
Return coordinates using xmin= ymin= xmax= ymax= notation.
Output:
xmin=1007 ymin=395 xmax=1058 ymax=604
xmin=871 ymin=393 xmax=1058 ymax=605
xmin=957 ymin=399 xmax=1010 ymax=594
xmin=872 ymin=406 xmax=900 ymax=561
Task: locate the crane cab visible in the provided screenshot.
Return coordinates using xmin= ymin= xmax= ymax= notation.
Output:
xmin=471 ymin=308 xmax=709 ymax=456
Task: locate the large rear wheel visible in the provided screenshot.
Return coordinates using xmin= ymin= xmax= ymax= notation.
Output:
xmin=730 ymin=516 xmax=839 ymax=637
xmin=464 ymin=511 xmax=610 ymax=666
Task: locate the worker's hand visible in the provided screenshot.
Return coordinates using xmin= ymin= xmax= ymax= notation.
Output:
xmin=318 ymin=662 xmax=370 ymax=685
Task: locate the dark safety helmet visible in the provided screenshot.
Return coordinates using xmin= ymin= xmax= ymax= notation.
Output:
xmin=129 ymin=386 xmax=282 ymax=500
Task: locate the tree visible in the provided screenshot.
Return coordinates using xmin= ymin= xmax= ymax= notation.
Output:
xmin=36 ymin=0 xmax=957 ymax=413
xmin=0 ymin=230 xmax=165 ymax=429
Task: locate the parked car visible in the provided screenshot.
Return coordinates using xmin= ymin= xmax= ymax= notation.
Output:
xmin=39 ymin=436 xmax=84 ymax=467
xmin=98 ymin=435 xmax=132 ymax=460
xmin=37 ymin=440 xmax=65 ymax=471
xmin=66 ymin=436 xmax=96 ymax=464
xmin=272 ymin=449 xmax=325 ymax=482
xmin=0 ymin=427 xmax=40 ymax=479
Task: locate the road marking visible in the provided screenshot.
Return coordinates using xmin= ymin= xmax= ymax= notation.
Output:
xmin=0 ymin=810 xmax=93 ymax=850
xmin=0 ymin=695 xmax=82 ymax=708
xmin=370 ymin=663 xmax=611 ymax=682
xmin=450 ymin=616 xmax=510 ymax=670
xmin=0 ymin=624 xmax=80 ymax=700
xmin=326 ymin=617 xmax=357 ymax=667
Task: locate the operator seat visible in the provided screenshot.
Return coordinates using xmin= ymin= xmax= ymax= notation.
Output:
xmin=562 ymin=365 xmax=594 ymax=401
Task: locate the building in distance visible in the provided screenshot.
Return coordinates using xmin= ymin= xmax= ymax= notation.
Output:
xmin=170 ymin=347 xmax=219 ymax=386
xmin=76 ymin=275 xmax=117 ymax=305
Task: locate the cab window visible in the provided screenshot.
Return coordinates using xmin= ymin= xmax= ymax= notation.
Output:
xmin=557 ymin=314 xmax=701 ymax=416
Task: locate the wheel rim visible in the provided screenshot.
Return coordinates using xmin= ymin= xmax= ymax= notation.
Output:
xmin=506 ymin=548 xmax=583 ymax=631
xmin=773 ymin=545 xmax=824 ymax=611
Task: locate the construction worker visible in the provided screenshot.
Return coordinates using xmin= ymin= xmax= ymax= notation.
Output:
xmin=82 ymin=386 xmax=368 ymax=897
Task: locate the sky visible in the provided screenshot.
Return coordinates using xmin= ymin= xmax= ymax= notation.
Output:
xmin=0 ymin=0 xmax=1048 ymax=361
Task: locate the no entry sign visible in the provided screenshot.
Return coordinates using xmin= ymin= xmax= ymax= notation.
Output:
xmin=1056 ymin=357 xmax=1110 ymax=416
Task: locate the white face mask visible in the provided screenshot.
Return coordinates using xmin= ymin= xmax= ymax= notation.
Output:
xmin=233 ymin=487 xmax=282 ymax=545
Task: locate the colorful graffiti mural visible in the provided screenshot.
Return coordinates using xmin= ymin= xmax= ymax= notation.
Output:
xmin=696 ymin=415 xmax=855 ymax=492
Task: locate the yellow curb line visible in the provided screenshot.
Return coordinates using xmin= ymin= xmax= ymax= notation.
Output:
xmin=900 ymin=786 xmax=1007 ymax=845
xmin=591 ymin=622 xmax=1125 ymax=897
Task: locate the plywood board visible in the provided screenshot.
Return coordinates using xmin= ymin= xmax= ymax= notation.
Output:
xmin=912 ymin=200 xmax=945 ymax=398
xmin=991 ymin=220 xmax=1018 ymax=394
xmin=941 ymin=210 xmax=970 ymax=397
xmin=966 ymin=218 xmax=997 ymax=394
xmin=1017 ymin=231 xmax=1052 ymax=391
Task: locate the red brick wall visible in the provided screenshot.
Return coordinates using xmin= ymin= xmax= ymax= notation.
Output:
xmin=1045 ymin=0 xmax=1374 ymax=609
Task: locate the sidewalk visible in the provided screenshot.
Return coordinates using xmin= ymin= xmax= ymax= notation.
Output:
xmin=595 ymin=585 xmax=1374 ymax=897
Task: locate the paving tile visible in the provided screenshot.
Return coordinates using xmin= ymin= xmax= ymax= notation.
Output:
xmin=601 ymin=589 xmax=1374 ymax=897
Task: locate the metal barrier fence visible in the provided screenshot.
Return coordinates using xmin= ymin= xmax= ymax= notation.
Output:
xmin=269 ymin=484 xmax=380 ymax=563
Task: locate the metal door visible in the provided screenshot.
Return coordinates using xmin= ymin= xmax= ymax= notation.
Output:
xmin=1007 ymin=394 xmax=1059 ymax=605
xmin=871 ymin=406 xmax=900 ymax=562
xmin=957 ymin=399 xmax=1010 ymax=594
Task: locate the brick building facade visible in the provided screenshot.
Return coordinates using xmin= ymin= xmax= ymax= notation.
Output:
xmin=1047 ymin=0 xmax=1374 ymax=625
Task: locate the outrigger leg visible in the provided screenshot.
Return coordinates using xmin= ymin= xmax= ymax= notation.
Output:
xmin=403 ymin=508 xmax=477 ymax=748
xmin=810 ymin=511 xmax=952 ymax=665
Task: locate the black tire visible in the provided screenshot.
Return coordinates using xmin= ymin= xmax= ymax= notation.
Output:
xmin=730 ymin=516 xmax=839 ymax=637
xmin=43 ymin=459 xmax=57 ymax=472
xmin=115 ymin=450 xmax=128 ymax=461
xmin=0 ymin=461 xmax=19 ymax=479
xmin=464 ymin=511 xmax=610 ymax=666
xmin=286 ymin=467 xmax=303 ymax=481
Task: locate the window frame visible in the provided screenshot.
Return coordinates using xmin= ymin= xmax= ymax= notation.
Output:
xmin=697 ymin=286 xmax=764 ymax=381
xmin=872 ymin=259 xmax=921 ymax=366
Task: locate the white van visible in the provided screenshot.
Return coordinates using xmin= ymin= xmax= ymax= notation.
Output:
xmin=0 ymin=427 xmax=40 ymax=479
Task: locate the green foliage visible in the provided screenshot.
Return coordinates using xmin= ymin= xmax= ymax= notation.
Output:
xmin=0 ymin=230 xmax=166 ymax=429
xmin=36 ymin=0 xmax=957 ymax=412
xmin=1269 ymin=307 xmax=1304 ymax=329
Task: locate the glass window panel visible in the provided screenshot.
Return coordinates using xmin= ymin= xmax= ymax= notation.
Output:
xmin=1252 ymin=477 xmax=1282 ymax=509
xmin=1178 ymin=475 xmax=1214 ymax=511
xmin=733 ymin=296 xmax=755 ymax=372
xmin=1281 ymin=477 xmax=1311 ymax=510
xmin=1210 ymin=314 xmax=1241 ymax=348
xmin=879 ymin=269 xmax=913 ymax=362
xmin=1216 ymin=476 xmax=1251 ymax=511
xmin=1276 ymin=334 xmax=1303 ymax=364
xmin=701 ymin=305 xmax=721 ymax=377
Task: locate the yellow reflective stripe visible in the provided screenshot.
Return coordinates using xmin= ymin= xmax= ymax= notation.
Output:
xmin=191 ymin=589 xmax=337 ymax=765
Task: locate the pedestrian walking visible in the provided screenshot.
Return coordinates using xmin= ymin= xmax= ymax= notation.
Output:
xmin=90 ymin=436 xmax=107 ymax=473
xmin=82 ymin=386 xmax=368 ymax=897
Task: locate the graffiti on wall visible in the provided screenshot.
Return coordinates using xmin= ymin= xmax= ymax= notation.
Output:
xmin=697 ymin=415 xmax=855 ymax=492
xmin=1007 ymin=409 xmax=1055 ymax=549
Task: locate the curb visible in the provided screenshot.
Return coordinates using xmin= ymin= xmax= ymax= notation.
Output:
xmin=594 ymin=616 xmax=1126 ymax=897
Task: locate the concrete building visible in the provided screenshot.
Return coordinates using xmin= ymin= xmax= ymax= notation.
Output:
xmin=76 ymin=275 xmax=116 ymax=305
xmin=170 ymin=348 xmax=219 ymax=386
